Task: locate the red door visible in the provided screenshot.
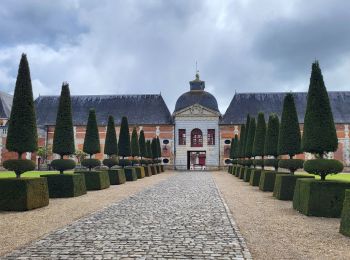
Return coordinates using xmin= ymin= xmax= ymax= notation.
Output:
xmin=198 ymin=154 xmax=206 ymax=166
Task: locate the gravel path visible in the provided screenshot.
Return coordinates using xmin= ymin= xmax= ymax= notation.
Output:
xmin=3 ymin=172 xmax=251 ymax=259
xmin=212 ymin=171 xmax=350 ymax=260
xmin=0 ymin=172 xmax=173 ymax=257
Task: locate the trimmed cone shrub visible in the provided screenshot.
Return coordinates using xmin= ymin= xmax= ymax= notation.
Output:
xmin=81 ymin=158 xmax=101 ymax=170
xmin=134 ymin=166 xmax=145 ymax=179
xmin=259 ymin=170 xmax=284 ymax=192
xmin=103 ymin=158 xmax=118 ymax=169
xmin=78 ymin=171 xmax=110 ymax=190
xmin=83 ymin=109 xmax=100 ymax=158
xmin=293 ymin=178 xmax=350 ymax=217
xmin=3 ymin=159 xmax=35 ymax=176
xmin=250 ymin=169 xmax=262 ymax=186
xmin=304 ymin=159 xmax=343 ymax=181
xmin=131 ymin=127 xmax=140 ymax=159
xmin=0 ymin=178 xmax=49 ymax=211
xmin=264 ymin=114 xmax=280 ymax=158
xmin=41 ymin=174 xmax=86 ymax=198
xmin=273 ymin=174 xmax=314 ymax=200
xmin=139 ymin=130 xmax=146 ymax=162
xmin=104 ymin=115 xmax=118 ymax=157
xmin=230 ymin=135 xmax=239 ymax=160
xmin=124 ymin=167 xmax=137 ymax=181
xmin=243 ymin=168 xmax=253 ymax=182
xmin=340 ymin=189 xmax=350 ymax=237
xmin=51 ymin=159 xmax=76 ymax=173
xmin=252 ymin=112 xmax=266 ymax=159
xmin=118 ymin=116 xmax=131 ymax=159
xmin=243 ymin=114 xmax=251 ymax=156
xmin=107 ymin=169 xmax=126 ymax=185
xmin=245 ymin=118 xmax=256 ymax=158
xmin=278 ymin=159 xmax=304 ymax=174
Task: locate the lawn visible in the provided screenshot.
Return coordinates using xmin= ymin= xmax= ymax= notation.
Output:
xmin=0 ymin=171 xmax=74 ymax=178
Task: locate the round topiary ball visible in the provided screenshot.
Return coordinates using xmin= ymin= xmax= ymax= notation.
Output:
xmin=304 ymin=159 xmax=343 ymax=180
xmin=81 ymin=158 xmax=101 ymax=170
xmin=102 ymin=158 xmax=118 ymax=169
xmin=51 ymin=159 xmax=76 ymax=173
xmin=278 ymin=159 xmax=304 ymax=173
xmin=3 ymin=159 xmax=36 ymax=177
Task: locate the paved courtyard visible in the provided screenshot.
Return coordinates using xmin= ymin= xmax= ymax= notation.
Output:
xmin=3 ymin=172 xmax=251 ymax=259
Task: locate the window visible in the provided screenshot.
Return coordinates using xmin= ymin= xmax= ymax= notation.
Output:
xmin=207 ymin=129 xmax=215 ymax=145
xmin=178 ymin=129 xmax=186 ymax=145
xmin=191 ymin=128 xmax=203 ymax=147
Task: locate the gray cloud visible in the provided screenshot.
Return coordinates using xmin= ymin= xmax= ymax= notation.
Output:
xmin=0 ymin=0 xmax=349 ymax=114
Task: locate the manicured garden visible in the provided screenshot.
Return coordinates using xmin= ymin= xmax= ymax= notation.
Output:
xmin=0 ymin=54 xmax=166 ymax=211
xmin=228 ymin=61 xmax=350 ymax=237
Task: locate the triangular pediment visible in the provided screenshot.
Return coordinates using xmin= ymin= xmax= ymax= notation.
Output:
xmin=173 ymin=103 xmax=221 ymax=117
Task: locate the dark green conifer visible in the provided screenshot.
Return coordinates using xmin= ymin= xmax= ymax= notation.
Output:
xmin=104 ymin=115 xmax=118 ymax=157
xmin=6 ymin=53 xmax=38 ymax=158
xmin=302 ymin=61 xmax=338 ymax=156
xmin=230 ymin=135 xmax=238 ymax=159
xmin=118 ymin=116 xmax=131 ymax=158
xmin=151 ymin=138 xmax=158 ymax=159
xmin=252 ymin=112 xmax=266 ymax=157
xmin=243 ymin=114 xmax=251 ymax=156
xmin=139 ymin=130 xmax=146 ymax=160
xmin=278 ymin=94 xmax=301 ymax=158
xmin=83 ymin=109 xmax=100 ymax=157
xmin=238 ymin=125 xmax=246 ymax=158
xmin=157 ymin=137 xmax=162 ymax=159
xmin=245 ymin=118 xmax=256 ymax=158
xmin=264 ymin=114 xmax=280 ymax=157
xmin=131 ymin=127 xmax=140 ymax=158
xmin=52 ymin=82 xmax=75 ymax=158
xmin=146 ymin=140 xmax=152 ymax=159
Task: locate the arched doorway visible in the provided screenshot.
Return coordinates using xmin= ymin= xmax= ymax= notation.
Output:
xmin=191 ymin=128 xmax=203 ymax=147
xmin=187 ymin=128 xmax=206 ymax=170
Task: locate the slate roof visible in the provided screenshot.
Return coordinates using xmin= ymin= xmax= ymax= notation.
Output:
xmin=174 ymin=91 xmax=220 ymax=113
xmin=35 ymin=94 xmax=172 ymax=126
xmin=0 ymin=91 xmax=13 ymax=119
xmin=221 ymin=91 xmax=350 ymax=124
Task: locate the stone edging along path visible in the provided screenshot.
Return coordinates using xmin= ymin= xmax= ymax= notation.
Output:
xmin=3 ymin=171 xmax=252 ymax=259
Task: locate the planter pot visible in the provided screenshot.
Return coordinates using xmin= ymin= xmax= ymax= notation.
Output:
xmin=134 ymin=166 xmax=145 ymax=179
xmin=124 ymin=167 xmax=138 ymax=181
xmin=144 ymin=166 xmax=152 ymax=177
xmin=41 ymin=174 xmax=86 ymax=198
xmin=273 ymin=174 xmax=314 ymax=200
xmin=0 ymin=177 xmax=49 ymax=211
xmin=293 ymin=179 xmax=350 ymax=217
xmin=151 ymin=165 xmax=157 ymax=175
xmin=243 ymin=168 xmax=253 ymax=182
xmin=259 ymin=171 xmax=285 ymax=192
xmin=79 ymin=171 xmax=110 ymax=190
xmin=249 ymin=169 xmax=262 ymax=186
xmin=107 ymin=169 xmax=126 ymax=185
xmin=340 ymin=189 xmax=350 ymax=236
xmin=239 ymin=167 xmax=246 ymax=179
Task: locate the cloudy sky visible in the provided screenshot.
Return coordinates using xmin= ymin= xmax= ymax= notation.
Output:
xmin=0 ymin=0 xmax=350 ymax=113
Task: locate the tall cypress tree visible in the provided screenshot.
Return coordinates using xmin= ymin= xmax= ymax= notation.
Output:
xmin=151 ymin=138 xmax=158 ymax=159
xmin=146 ymin=140 xmax=152 ymax=159
xmin=83 ymin=109 xmax=100 ymax=157
xmin=6 ymin=53 xmax=38 ymax=158
xmin=157 ymin=137 xmax=162 ymax=159
xmin=243 ymin=114 xmax=251 ymax=156
xmin=118 ymin=116 xmax=131 ymax=158
xmin=302 ymin=61 xmax=338 ymax=156
xmin=264 ymin=113 xmax=280 ymax=157
xmin=245 ymin=118 xmax=256 ymax=158
xmin=238 ymin=124 xmax=246 ymax=158
xmin=252 ymin=112 xmax=266 ymax=157
xmin=104 ymin=115 xmax=118 ymax=157
xmin=230 ymin=135 xmax=238 ymax=159
xmin=53 ymin=82 xmax=75 ymax=159
xmin=131 ymin=127 xmax=140 ymax=158
xmin=278 ymin=93 xmax=301 ymax=158
xmin=139 ymin=130 xmax=146 ymax=160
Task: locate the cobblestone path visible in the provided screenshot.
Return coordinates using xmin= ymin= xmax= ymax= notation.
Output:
xmin=3 ymin=172 xmax=251 ymax=259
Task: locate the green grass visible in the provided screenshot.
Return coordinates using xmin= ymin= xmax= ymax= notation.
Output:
xmin=0 ymin=171 xmax=74 ymax=178
xmin=295 ymin=172 xmax=350 ymax=182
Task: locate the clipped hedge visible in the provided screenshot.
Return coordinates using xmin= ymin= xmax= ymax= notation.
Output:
xmin=253 ymin=159 xmax=264 ymax=168
xmin=118 ymin=159 xmax=131 ymax=167
xmin=51 ymin=159 xmax=76 ymax=173
xmin=156 ymin=165 xmax=161 ymax=173
xmin=263 ymin=159 xmax=279 ymax=170
xmin=273 ymin=174 xmax=314 ymax=200
xmin=228 ymin=166 xmax=232 ymax=173
xmin=134 ymin=166 xmax=145 ymax=179
xmin=278 ymin=159 xmax=304 ymax=173
xmin=81 ymin=159 xmax=101 ymax=170
xmin=304 ymin=159 xmax=343 ymax=180
xmin=0 ymin=177 xmax=49 ymax=211
xmin=259 ymin=170 xmax=285 ymax=192
xmin=144 ymin=166 xmax=152 ymax=177
xmin=243 ymin=168 xmax=253 ymax=182
xmin=239 ymin=167 xmax=246 ymax=179
xmin=160 ymin=165 xmax=165 ymax=172
xmin=124 ymin=167 xmax=138 ymax=181
xmin=78 ymin=171 xmax=110 ymax=190
xmin=150 ymin=165 xmax=157 ymax=175
xmin=235 ymin=167 xmax=241 ymax=177
xmin=249 ymin=169 xmax=262 ymax=186
xmin=103 ymin=158 xmax=118 ymax=169
xmin=41 ymin=173 xmax=86 ymax=198
xmin=3 ymin=159 xmax=36 ymax=177
xmin=340 ymin=189 xmax=350 ymax=237
xmin=293 ymin=179 xmax=350 ymax=217
xmin=106 ymin=169 xmax=126 ymax=185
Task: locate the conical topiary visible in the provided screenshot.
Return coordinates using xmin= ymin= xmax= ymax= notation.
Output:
xmin=243 ymin=114 xmax=251 ymax=156
xmin=131 ymin=127 xmax=140 ymax=158
xmin=252 ymin=112 xmax=266 ymax=157
xmin=157 ymin=137 xmax=162 ymax=159
xmin=104 ymin=115 xmax=118 ymax=157
xmin=139 ymin=130 xmax=146 ymax=161
xmin=264 ymin=114 xmax=279 ymax=157
xmin=146 ymin=140 xmax=152 ymax=159
xmin=238 ymin=124 xmax=246 ymax=159
xmin=230 ymin=134 xmax=239 ymax=160
xmin=83 ymin=109 xmax=100 ymax=157
xmin=151 ymin=138 xmax=158 ymax=160
xmin=302 ymin=61 xmax=338 ymax=156
xmin=118 ymin=116 xmax=131 ymax=158
xmin=4 ymin=54 xmax=37 ymax=177
xmin=245 ymin=117 xmax=256 ymax=158
xmin=278 ymin=93 xmax=301 ymax=158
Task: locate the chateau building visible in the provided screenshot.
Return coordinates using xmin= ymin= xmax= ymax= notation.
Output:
xmin=1 ymin=74 xmax=350 ymax=169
